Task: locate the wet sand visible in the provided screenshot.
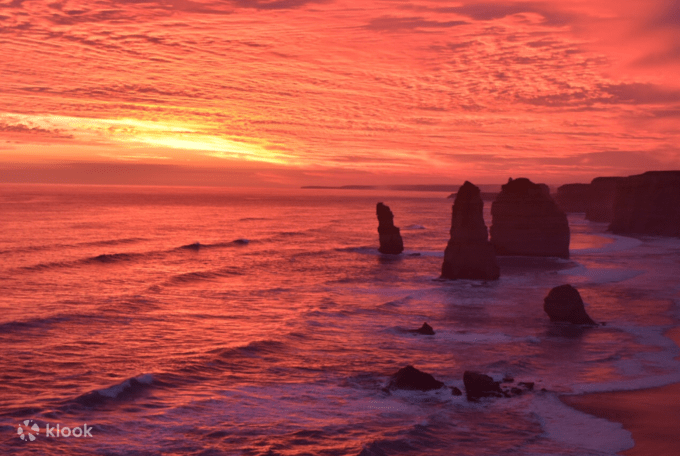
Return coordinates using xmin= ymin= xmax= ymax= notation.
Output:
xmin=560 ymin=327 xmax=680 ymax=456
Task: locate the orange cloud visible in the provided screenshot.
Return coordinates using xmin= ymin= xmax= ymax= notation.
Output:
xmin=0 ymin=0 xmax=678 ymax=185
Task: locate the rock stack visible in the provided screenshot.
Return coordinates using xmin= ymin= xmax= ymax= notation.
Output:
xmin=441 ymin=181 xmax=500 ymax=280
xmin=490 ymin=178 xmax=570 ymax=258
xmin=609 ymin=171 xmax=680 ymax=237
xmin=376 ymin=202 xmax=404 ymax=254
xmin=585 ymin=177 xmax=627 ymax=222
xmin=554 ymin=183 xmax=590 ymax=213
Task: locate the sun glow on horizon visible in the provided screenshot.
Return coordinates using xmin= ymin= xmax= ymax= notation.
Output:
xmin=0 ymin=113 xmax=296 ymax=166
xmin=1 ymin=0 xmax=679 ymax=185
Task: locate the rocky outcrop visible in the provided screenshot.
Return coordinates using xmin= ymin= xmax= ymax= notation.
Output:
xmin=376 ymin=202 xmax=403 ymax=254
xmin=585 ymin=177 xmax=626 ymax=222
xmin=463 ymin=371 xmax=536 ymax=401
xmin=555 ymin=183 xmax=590 ymax=213
xmin=609 ymin=171 xmax=680 ymax=237
xmin=441 ymin=181 xmax=500 ymax=280
xmin=490 ymin=178 xmax=570 ymax=259
xmin=543 ymin=284 xmax=597 ymax=325
xmin=463 ymin=371 xmax=503 ymax=400
xmin=385 ymin=366 xmax=445 ymax=392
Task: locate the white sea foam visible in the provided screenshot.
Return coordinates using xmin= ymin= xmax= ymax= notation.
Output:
xmin=570 ymin=234 xmax=642 ymax=254
xmin=558 ymin=264 xmax=645 ymax=284
xmin=98 ymin=374 xmax=154 ymax=398
xmin=531 ymin=393 xmax=634 ymax=454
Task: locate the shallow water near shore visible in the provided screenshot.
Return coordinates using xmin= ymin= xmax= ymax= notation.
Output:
xmin=1 ymin=184 xmax=679 ymax=455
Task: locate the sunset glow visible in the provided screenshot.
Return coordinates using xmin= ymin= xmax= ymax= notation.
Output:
xmin=2 ymin=0 xmax=679 ymax=185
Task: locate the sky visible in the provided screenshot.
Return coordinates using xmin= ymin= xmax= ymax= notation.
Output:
xmin=1 ymin=0 xmax=679 ymax=186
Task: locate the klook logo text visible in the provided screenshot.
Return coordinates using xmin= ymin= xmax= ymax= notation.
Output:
xmin=18 ymin=421 xmax=94 ymax=441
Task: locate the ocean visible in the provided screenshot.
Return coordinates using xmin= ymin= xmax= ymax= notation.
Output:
xmin=1 ymin=184 xmax=679 ymax=455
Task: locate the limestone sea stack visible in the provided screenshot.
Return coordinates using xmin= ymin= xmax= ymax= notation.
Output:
xmin=543 ymin=284 xmax=597 ymax=325
xmin=376 ymin=202 xmax=404 ymax=254
xmin=554 ymin=183 xmax=590 ymax=213
xmin=585 ymin=177 xmax=627 ymax=222
xmin=490 ymin=178 xmax=570 ymax=259
xmin=441 ymin=181 xmax=500 ymax=280
xmin=609 ymin=171 xmax=680 ymax=237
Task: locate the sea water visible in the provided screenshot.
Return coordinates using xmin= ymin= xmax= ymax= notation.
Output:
xmin=1 ymin=184 xmax=679 ymax=455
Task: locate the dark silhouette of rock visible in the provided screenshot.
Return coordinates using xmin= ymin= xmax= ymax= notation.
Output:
xmin=463 ymin=371 xmax=536 ymax=400
xmin=376 ymin=202 xmax=404 ymax=254
xmin=463 ymin=371 xmax=503 ymax=400
xmin=555 ymin=183 xmax=590 ymax=213
xmin=543 ymin=284 xmax=597 ymax=325
xmin=451 ymin=386 xmax=463 ymax=396
xmin=585 ymin=177 xmax=627 ymax=222
xmin=410 ymin=322 xmax=435 ymax=335
xmin=386 ymin=365 xmax=445 ymax=391
xmin=441 ymin=181 xmax=500 ymax=280
xmin=490 ymin=178 xmax=570 ymax=259
xmin=609 ymin=171 xmax=680 ymax=237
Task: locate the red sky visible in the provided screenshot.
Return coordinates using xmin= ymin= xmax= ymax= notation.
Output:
xmin=1 ymin=0 xmax=679 ymax=186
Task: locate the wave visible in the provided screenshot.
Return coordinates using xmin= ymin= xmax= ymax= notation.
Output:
xmin=81 ymin=237 xmax=146 ymax=248
xmin=86 ymin=252 xmax=140 ymax=264
xmin=0 ymin=237 xmax=145 ymax=256
xmin=404 ymin=224 xmax=426 ymax=230
xmin=72 ymin=374 xmax=155 ymax=407
xmin=177 ymin=239 xmax=250 ymax=250
xmin=167 ymin=268 xmax=243 ymax=285
xmin=0 ymin=314 xmax=76 ymax=333
xmin=277 ymin=231 xmax=306 ymax=237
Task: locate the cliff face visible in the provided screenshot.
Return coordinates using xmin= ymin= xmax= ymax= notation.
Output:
xmin=376 ymin=202 xmax=404 ymax=254
xmin=490 ymin=178 xmax=570 ymax=259
xmin=585 ymin=177 xmax=626 ymax=222
xmin=555 ymin=183 xmax=590 ymax=213
xmin=441 ymin=181 xmax=500 ymax=280
xmin=609 ymin=171 xmax=680 ymax=237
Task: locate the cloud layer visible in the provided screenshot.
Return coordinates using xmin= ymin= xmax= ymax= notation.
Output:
xmin=1 ymin=0 xmax=679 ymax=184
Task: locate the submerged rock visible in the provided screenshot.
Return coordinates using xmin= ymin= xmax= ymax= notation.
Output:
xmin=543 ymin=284 xmax=597 ymax=325
xmin=409 ymin=322 xmax=435 ymax=335
xmin=441 ymin=181 xmax=500 ymax=280
xmin=376 ymin=202 xmax=404 ymax=254
xmin=385 ymin=365 xmax=445 ymax=392
xmin=490 ymin=178 xmax=570 ymax=258
xmin=609 ymin=171 xmax=680 ymax=237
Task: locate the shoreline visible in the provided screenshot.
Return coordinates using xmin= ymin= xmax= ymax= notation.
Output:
xmin=559 ymin=327 xmax=680 ymax=455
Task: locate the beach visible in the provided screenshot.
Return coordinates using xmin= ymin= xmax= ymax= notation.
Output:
xmin=561 ymin=327 xmax=680 ymax=455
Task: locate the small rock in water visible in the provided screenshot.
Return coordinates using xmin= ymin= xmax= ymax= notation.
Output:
xmin=544 ymin=284 xmax=597 ymax=325
xmin=450 ymin=387 xmax=463 ymax=396
xmin=463 ymin=371 xmax=504 ymax=400
xmin=410 ymin=322 xmax=435 ymax=335
xmin=386 ymin=365 xmax=445 ymax=392
xmin=463 ymin=371 xmax=537 ymax=400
